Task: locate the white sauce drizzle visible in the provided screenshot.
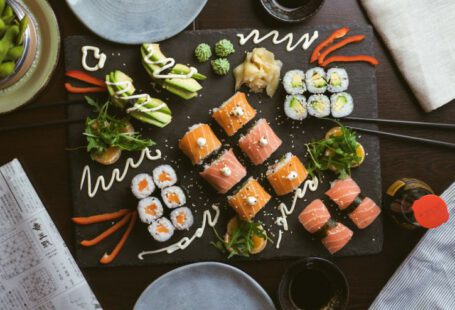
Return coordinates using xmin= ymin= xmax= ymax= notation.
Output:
xmin=232 ymin=106 xmax=244 ymax=117
xmin=247 ymin=196 xmax=257 ymax=206
xmin=276 ymin=229 xmax=283 ymax=249
xmin=138 ymin=205 xmax=220 ymax=258
xmin=275 ymin=177 xmax=319 ymax=231
xmin=220 ymin=166 xmax=231 ymax=177
xmin=143 ymin=45 xmax=198 ymax=79
xmin=286 ymin=171 xmax=298 ymax=181
xmin=237 ymin=29 xmax=319 ymax=52
xmin=197 ymin=137 xmax=207 ymax=148
xmin=81 ymin=46 xmax=107 ymax=72
xmin=80 ymin=148 xmax=162 ymax=198
xmin=259 ymin=137 xmax=269 ymax=146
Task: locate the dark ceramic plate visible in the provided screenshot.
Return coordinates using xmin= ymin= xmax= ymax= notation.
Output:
xmin=260 ymin=0 xmax=325 ymax=23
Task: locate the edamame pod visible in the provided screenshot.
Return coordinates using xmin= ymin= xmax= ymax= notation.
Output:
xmin=0 ymin=0 xmax=6 ymax=17
xmin=5 ymin=45 xmax=23 ymax=60
xmin=0 ymin=61 xmax=15 ymax=78
xmin=16 ymin=15 xmax=28 ymax=44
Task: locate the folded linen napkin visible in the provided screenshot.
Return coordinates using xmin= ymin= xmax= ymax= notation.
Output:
xmin=360 ymin=0 xmax=455 ymax=112
xmin=369 ymin=182 xmax=455 ymax=309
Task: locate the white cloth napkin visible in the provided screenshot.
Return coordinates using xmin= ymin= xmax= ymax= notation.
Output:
xmin=360 ymin=0 xmax=455 ymax=112
xmin=369 ymin=182 xmax=455 ymax=309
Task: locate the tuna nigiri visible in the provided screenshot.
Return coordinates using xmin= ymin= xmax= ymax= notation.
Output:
xmin=212 ymin=92 xmax=257 ymax=136
xmin=228 ymin=178 xmax=271 ymax=220
xmin=298 ymin=199 xmax=331 ymax=234
xmin=200 ymin=149 xmax=247 ymax=194
xmin=179 ymin=123 xmax=222 ymax=165
xmin=348 ymin=197 xmax=381 ymax=229
xmin=321 ymin=223 xmax=353 ymax=254
xmin=267 ymin=153 xmax=308 ymax=196
xmin=325 ymin=177 xmax=361 ymax=209
xmin=239 ymin=118 xmax=282 ymax=165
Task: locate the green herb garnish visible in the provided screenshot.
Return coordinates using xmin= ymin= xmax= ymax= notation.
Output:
xmin=84 ymin=96 xmax=155 ymax=159
xmin=306 ymin=122 xmax=362 ymax=179
xmin=211 ymin=217 xmax=271 ymax=259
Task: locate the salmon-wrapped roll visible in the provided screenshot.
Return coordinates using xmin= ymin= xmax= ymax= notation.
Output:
xmin=239 ymin=119 xmax=282 ymax=165
xmin=179 ymin=123 xmax=222 ymax=165
xmin=267 ymin=153 xmax=308 ymax=196
xmin=348 ymin=197 xmax=381 ymax=229
xmin=200 ymin=149 xmax=247 ymax=194
xmin=228 ymin=178 xmax=271 ymax=220
xmin=298 ymin=199 xmax=331 ymax=233
xmin=212 ymin=92 xmax=257 ymax=136
xmin=321 ymin=223 xmax=353 ymax=254
xmin=325 ymin=177 xmax=361 ymax=209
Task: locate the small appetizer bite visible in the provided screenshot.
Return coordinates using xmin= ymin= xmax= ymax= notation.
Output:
xmin=239 ymin=119 xmax=282 ymax=165
xmin=200 ymin=149 xmax=247 ymax=194
xmin=152 ymin=164 xmax=177 ymax=189
xmin=228 ymin=178 xmax=271 ymax=221
xmin=284 ymin=95 xmax=307 ymax=121
xmin=179 ymin=123 xmax=222 ymax=165
xmin=170 ymin=207 xmax=194 ymax=230
xmin=161 ymin=186 xmax=186 ymax=208
xmin=305 ymin=67 xmax=327 ymax=93
xmin=298 ymin=199 xmax=353 ymax=254
xmin=138 ymin=197 xmax=163 ymax=224
xmin=215 ymin=39 xmax=235 ymax=57
xmin=131 ymin=173 xmax=155 ymax=199
xmin=330 ymin=92 xmax=353 ymax=118
xmin=267 ymin=153 xmax=308 ymax=196
xmin=194 ymin=43 xmax=212 ymax=63
xmin=148 ymin=217 xmax=175 ymax=242
xmin=307 ymin=94 xmax=331 ymax=118
xmin=212 ymin=92 xmax=257 ymax=136
xmin=326 ymin=68 xmax=349 ymax=93
xmin=283 ymin=70 xmax=306 ymax=95
xmin=211 ymin=58 xmax=230 ymax=76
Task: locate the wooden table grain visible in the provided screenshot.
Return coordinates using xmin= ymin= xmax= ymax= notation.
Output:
xmin=1 ymin=0 xmax=454 ymax=309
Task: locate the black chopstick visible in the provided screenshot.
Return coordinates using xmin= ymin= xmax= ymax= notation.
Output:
xmin=343 ymin=116 xmax=455 ymax=130
xmin=21 ymin=98 xmax=86 ymax=111
xmin=347 ymin=126 xmax=455 ymax=149
xmin=0 ymin=118 xmax=85 ymax=134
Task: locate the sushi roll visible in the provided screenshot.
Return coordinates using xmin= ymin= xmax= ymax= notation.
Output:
xmin=330 ymin=92 xmax=353 ymax=118
xmin=298 ymin=199 xmax=331 ymax=233
xmin=153 ymin=164 xmax=177 ymax=189
xmin=325 ymin=178 xmax=361 ymax=210
xmin=148 ymin=217 xmax=175 ymax=242
xmin=238 ymin=119 xmax=282 ymax=165
xmin=138 ymin=197 xmax=163 ymax=224
xmin=348 ymin=197 xmax=381 ymax=229
xmin=320 ymin=222 xmax=353 ymax=254
xmin=284 ymin=95 xmax=307 ymax=121
xmin=179 ymin=123 xmax=222 ymax=165
xmin=200 ymin=148 xmax=247 ymax=194
xmin=283 ymin=70 xmax=306 ymax=95
xmin=170 ymin=207 xmax=194 ymax=230
xmin=305 ymin=67 xmax=327 ymax=93
xmin=228 ymin=178 xmax=271 ymax=221
xmin=161 ymin=186 xmax=186 ymax=208
xmin=327 ymin=68 xmax=349 ymax=93
xmin=307 ymin=94 xmax=330 ymax=118
xmin=212 ymin=92 xmax=257 ymax=136
xmin=131 ymin=173 xmax=155 ymax=199
xmin=267 ymin=153 xmax=308 ymax=196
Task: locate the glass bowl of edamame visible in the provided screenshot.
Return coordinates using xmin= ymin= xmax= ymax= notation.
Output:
xmin=0 ymin=0 xmax=38 ymax=89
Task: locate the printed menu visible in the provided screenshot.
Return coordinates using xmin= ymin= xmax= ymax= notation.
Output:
xmin=0 ymin=159 xmax=101 ymax=310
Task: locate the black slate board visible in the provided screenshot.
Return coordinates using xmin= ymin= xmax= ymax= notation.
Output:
xmin=65 ymin=25 xmax=382 ymax=267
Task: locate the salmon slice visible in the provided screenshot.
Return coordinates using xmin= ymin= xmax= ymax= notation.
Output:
xmin=267 ymin=153 xmax=308 ymax=196
xmin=298 ymin=199 xmax=331 ymax=234
xmin=179 ymin=124 xmax=222 ymax=165
xmin=325 ymin=177 xmax=361 ymax=209
xmin=200 ymin=149 xmax=247 ymax=194
xmin=349 ymin=197 xmax=381 ymax=229
xmin=321 ymin=223 xmax=353 ymax=254
xmin=239 ymin=119 xmax=282 ymax=165
xmin=228 ymin=178 xmax=271 ymax=220
xmin=212 ymin=92 xmax=257 ymax=136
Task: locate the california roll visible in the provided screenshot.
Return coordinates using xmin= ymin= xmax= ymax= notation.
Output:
xmin=170 ymin=207 xmax=194 ymax=230
xmin=283 ymin=70 xmax=306 ymax=95
xmin=307 ymin=94 xmax=330 ymax=118
xmin=327 ymin=68 xmax=349 ymax=93
xmin=305 ymin=67 xmax=327 ymax=93
xmin=330 ymin=92 xmax=353 ymax=118
xmin=284 ymin=95 xmax=307 ymax=121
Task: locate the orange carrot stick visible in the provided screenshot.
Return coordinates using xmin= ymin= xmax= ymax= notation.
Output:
xmin=318 ymin=34 xmax=366 ymax=65
xmin=65 ymin=83 xmax=106 ymax=94
xmin=320 ymin=55 xmax=379 ymax=67
xmin=80 ymin=212 xmax=132 ymax=247
xmin=310 ymin=27 xmax=350 ymax=63
xmin=65 ymin=70 xmax=107 ymax=88
xmin=100 ymin=211 xmax=137 ymax=264
xmin=72 ymin=209 xmax=130 ymax=225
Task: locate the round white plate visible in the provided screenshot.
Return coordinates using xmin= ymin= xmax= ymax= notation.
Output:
xmin=65 ymin=0 xmax=207 ymax=44
xmin=134 ymin=262 xmax=276 ymax=310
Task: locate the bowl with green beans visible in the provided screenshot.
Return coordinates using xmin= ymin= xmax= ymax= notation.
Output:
xmin=0 ymin=0 xmax=38 ymax=89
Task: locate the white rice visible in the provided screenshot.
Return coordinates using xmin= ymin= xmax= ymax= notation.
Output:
xmin=307 ymin=94 xmax=331 ymax=118
xmin=283 ymin=70 xmax=306 ymax=95
xmin=153 ymin=164 xmax=177 ymax=189
xmin=284 ymin=95 xmax=307 ymax=121
xmin=161 ymin=186 xmax=186 ymax=208
xmin=305 ymin=67 xmax=327 ymax=93
xmin=170 ymin=207 xmax=194 ymax=230
xmin=131 ymin=173 xmax=155 ymax=199
xmin=327 ymin=68 xmax=349 ymax=93
xmin=138 ymin=197 xmax=163 ymax=224
xmin=330 ymin=92 xmax=354 ymax=118
xmin=148 ymin=217 xmax=174 ymax=242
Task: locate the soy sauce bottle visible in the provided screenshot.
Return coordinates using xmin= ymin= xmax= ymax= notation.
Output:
xmin=384 ymin=178 xmax=449 ymax=230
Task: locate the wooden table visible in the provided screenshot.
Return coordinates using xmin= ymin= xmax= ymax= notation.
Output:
xmin=1 ymin=0 xmax=454 ymax=309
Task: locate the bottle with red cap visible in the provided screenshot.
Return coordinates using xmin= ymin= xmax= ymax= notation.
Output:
xmin=384 ymin=178 xmax=449 ymax=230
